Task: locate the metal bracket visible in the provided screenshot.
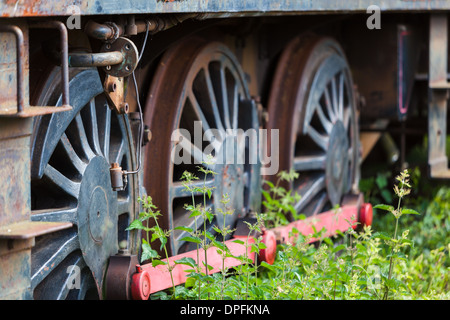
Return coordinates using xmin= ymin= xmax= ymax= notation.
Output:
xmin=428 ymin=14 xmax=450 ymax=178
xmin=104 ymin=75 xmax=129 ymax=114
xmin=0 ymin=22 xmax=72 ymax=118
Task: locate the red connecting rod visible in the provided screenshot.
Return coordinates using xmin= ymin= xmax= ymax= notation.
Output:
xmin=129 ymin=196 xmax=372 ymax=300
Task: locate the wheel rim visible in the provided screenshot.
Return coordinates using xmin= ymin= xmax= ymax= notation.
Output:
xmin=266 ymin=35 xmax=359 ymax=218
xmin=30 ymin=68 xmax=138 ymax=299
xmin=144 ymin=39 xmax=259 ymax=255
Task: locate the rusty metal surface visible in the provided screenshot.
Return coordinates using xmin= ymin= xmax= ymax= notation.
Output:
xmin=0 ymin=221 xmax=72 ymax=240
xmin=0 ymin=118 xmax=33 ymax=227
xmin=428 ymin=14 xmax=450 ymax=178
xmin=68 ymin=51 xmax=123 ymax=68
xmin=0 ymin=116 xmax=34 ymax=300
xmin=104 ymin=254 xmax=139 ymax=300
xmin=345 ymin=23 xmax=421 ymax=120
xmin=0 ymin=22 xmax=72 ymax=117
xmin=1 ymin=0 xmax=450 ymax=17
xmin=0 ymin=24 xmax=26 ymax=114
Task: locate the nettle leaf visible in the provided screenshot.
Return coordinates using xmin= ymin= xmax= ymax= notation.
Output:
xmin=180 ymin=236 xmax=201 ymax=244
xmin=258 ymin=242 xmax=267 ymax=250
xmin=261 ymin=261 xmax=282 ymax=272
xmin=159 ymin=236 xmax=167 ymax=251
xmin=176 ymin=257 xmax=197 ymax=268
xmin=213 ymin=240 xmax=228 ymax=252
xmin=126 ymin=219 xmax=144 ymax=231
xmin=152 ymin=259 xmax=167 ymax=267
xmin=372 ymin=232 xmax=391 ymax=240
xmin=373 ymin=204 xmax=394 ymax=212
xmin=174 ymin=226 xmax=193 ymax=233
xmin=141 ymin=242 xmax=159 ymax=262
xmin=185 ymin=277 xmax=197 ymax=288
xmin=333 ymin=244 xmax=347 ymax=253
xmin=233 ymin=239 xmax=245 ymax=245
xmin=401 ymin=208 xmax=421 ymax=215
xmin=202 ymin=261 xmax=214 ymax=271
xmin=189 ymin=208 xmax=202 ymax=218
xmin=204 ymin=209 xmax=214 ymax=222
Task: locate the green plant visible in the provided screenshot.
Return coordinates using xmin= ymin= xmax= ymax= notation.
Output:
xmin=373 ymin=169 xmax=420 ymax=299
xmin=262 ymin=169 xmax=303 ymax=228
xmin=126 ymin=195 xmax=176 ymax=296
xmin=130 ymin=167 xmax=448 ymax=301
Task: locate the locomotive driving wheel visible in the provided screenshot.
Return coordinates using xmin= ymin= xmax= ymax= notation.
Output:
xmin=266 ymin=35 xmax=360 ymax=218
xmin=144 ymin=38 xmax=260 ymax=256
xmin=30 ymin=68 xmax=139 ymax=299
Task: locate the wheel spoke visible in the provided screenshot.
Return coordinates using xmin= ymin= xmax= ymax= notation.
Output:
xmin=111 ymin=139 xmax=126 ymax=166
xmin=73 ymin=114 xmax=95 ymax=160
xmin=57 ymin=257 xmax=86 ymax=300
xmin=188 ymin=89 xmax=212 ymax=132
xmin=204 ymin=68 xmax=225 ymax=132
xmin=311 ymin=191 xmax=328 ymax=215
xmin=87 ymin=98 xmax=102 ymax=155
xmin=44 ymin=164 xmax=80 ymax=199
xmin=219 ymin=66 xmax=232 ymax=129
xmin=31 ymin=233 xmax=80 ymax=290
xmin=170 ymin=178 xmax=215 ymax=199
xmin=343 ymin=105 xmax=351 ymax=130
xmin=232 ymin=84 xmax=239 ymax=130
xmin=117 ymin=197 xmax=131 ymax=215
xmin=31 ymin=207 xmax=77 ymax=224
xmin=323 ymin=86 xmax=337 ymax=123
xmin=315 ymin=103 xmax=333 ymax=134
xmin=293 ymin=154 xmax=326 ymax=172
xmin=294 ymin=174 xmax=326 ymax=213
xmin=187 ymin=90 xmax=218 ymax=146
xmin=98 ymin=104 xmax=112 ymax=161
xmin=306 ymin=125 xmax=329 ymax=151
xmin=331 ymin=77 xmax=339 ymax=119
xmin=338 ymin=73 xmax=345 ymax=121
xmin=59 ymin=133 xmax=87 ymax=174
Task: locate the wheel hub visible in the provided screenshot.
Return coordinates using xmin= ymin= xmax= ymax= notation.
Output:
xmin=77 ymin=156 xmax=118 ymax=289
xmin=326 ymin=120 xmax=349 ymax=205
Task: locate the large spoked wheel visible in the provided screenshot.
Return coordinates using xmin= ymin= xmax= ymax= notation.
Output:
xmin=266 ymin=35 xmax=359 ymax=218
xmin=30 ymin=68 xmax=139 ymax=299
xmin=144 ymin=39 xmax=260 ymax=256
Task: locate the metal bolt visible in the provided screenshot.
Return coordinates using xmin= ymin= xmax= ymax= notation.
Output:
xmin=108 ymin=82 xmax=117 ymax=92
xmin=143 ymin=127 xmax=152 ymax=145
xmin=119 ymin=102 xmax=129 ymax=114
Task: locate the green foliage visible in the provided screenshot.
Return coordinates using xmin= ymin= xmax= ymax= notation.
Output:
xmin=262 ymin=169 xmax=304 ymax=227
xmin=130 ymin=167 xmax=449 ymax=300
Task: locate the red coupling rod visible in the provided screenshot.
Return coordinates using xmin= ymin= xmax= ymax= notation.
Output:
xmin=130 ymin=199 xmax=372 ymax=299
xmin=131 ymin=230 xmax=277 ymax=300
